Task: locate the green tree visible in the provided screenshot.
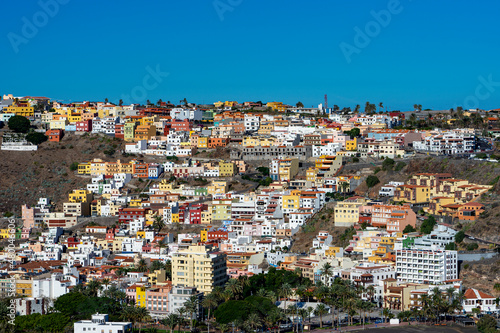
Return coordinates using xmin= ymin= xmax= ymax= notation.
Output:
xmin=366 ymin=175 xmax=380 ymax=188
xmin=455 ymin=231 xmax=466 ymax=243
xmin=420 ymin=216 xmax=437 ymax=234
xmin=225 ymin=279 xmax=243 ymax=300
xmin=70 ymin=162 xmax=79 ymax=171
xmin=8 ymin=115 xmax=31 ymax=133
xmin=26 ymin=131 xmax=48 ymax=145
xmin=313 ymin=303 xmax=328 ymax=328
xmin=296 ymin=101 xmax=304 ymax=108
xmin=162 ymin=314 xmax=179 ymax=333
xmin=402 ymin=224 xmax=416 ymax=233
xmin=477 ymin=314 xmax=497 ymax=333
xmin=38 ymin=313 xmax=71 ymax=333
xmin=382 ymin=158 xmax=395 ymax=171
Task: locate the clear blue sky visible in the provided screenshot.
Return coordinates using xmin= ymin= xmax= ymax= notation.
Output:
xmin=2 ymin=0 xmax=500 ymax=111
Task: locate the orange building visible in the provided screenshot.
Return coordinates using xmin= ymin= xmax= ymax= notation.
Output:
xmin=45 ymin=129 xmax=63 ymax=142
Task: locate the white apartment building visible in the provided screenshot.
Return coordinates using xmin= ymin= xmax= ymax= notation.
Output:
xmin=244 ymin=115 xmax=260 ymax=132
xmin=312 ymin=142 xmax=342 ymax=157
xmin=395 ymin=248 xmax=458 ymax=284
xmin=413 ymin=131 xmax=475 ymax=155
xmin=379 ymin=181 xmax=404 ymax=197
xmin=74 ymin=314 xmax=132 ymax=333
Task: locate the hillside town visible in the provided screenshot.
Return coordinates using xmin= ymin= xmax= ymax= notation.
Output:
xmin=1 ymin=95 xmax=500 ymax=332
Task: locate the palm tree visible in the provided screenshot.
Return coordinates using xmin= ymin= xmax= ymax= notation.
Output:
xmin=153 ymin=215 xmax=165 ymax=233
xmin=366 ymin=285 xmax=375 ymax=303
xmin=135 ymin=306 xmax=150 ymax=333
xmin=280 ymin=283 xmax=292 ymax=315
xmin=218 ymin=323 xmax=229 ymax=333
xmin=314 ymin=304 xmax=328 ymax=328
xmin=246 ymin=313 xmax=262 ymax=332
xmin=225 ymin=279 xmax=243 ymax=299
xmin=379 ymin=102 xmax=383 ymax=112
xmin=222 ymin=289 xmax=233 ymax=302
xmin=212 ymin=286 xmax=225 ymax=302
xmin=320 ymin=263 xmax=333 ymax=285
xmin=162 ymin=314 xmax=179 ymax=333
xmin=137 ymin=258 xmax=149 ymax=273
xmin=184 ymin=296 xmax=199 ymax=330
xmin=382 ymin=307 xmax=392 ymax=323
xmin=121 ymin=306 xmax=138 ymax=329
xmin=202 ymin=293 xmax=217 ymax=333
xmin=354 ymin=104 xmax=360 ymax=114
xmin=86 ymin=280 xmax=102 ymax=297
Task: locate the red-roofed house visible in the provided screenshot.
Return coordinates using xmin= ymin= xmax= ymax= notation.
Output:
xmin=463 ymin=288 xmax=498 ymax=313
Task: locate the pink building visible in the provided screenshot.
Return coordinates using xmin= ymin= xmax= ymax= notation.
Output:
xmin=146 ymin=283 xmax=172 ymax=317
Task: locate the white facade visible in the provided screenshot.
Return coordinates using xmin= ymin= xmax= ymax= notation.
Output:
xmin=74 ymin=314 xmax=132 ymax=333
xmin=395 ymin=248 xmax=458 ymax=284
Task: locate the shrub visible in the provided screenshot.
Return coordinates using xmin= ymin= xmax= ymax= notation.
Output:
xmin=455 ymin=230 xmax=465 ymax=243
xmin=477 ymin=314 xmax=497 ymax=333
xmin=366 ymin=175 xmax=380 ymax=188
xmin=466 ymin=243 xmax=479 ymax=251
xmin=394 ymin=161 xmax=406 ymax=171
xmin=382 ymin=158 xmax=395 ymax=171
xmin=373 ymin=167 xmax=381 ymax=174
xmin=8 ymin=115 xmax=31 ymax=133
xmin=420 ymin=216 xmax=437 ymax=234
xmin=402 ymin=225 xmax=416 ymax=233
xmin=26 ymin=132 xmax=48 ymax=145
xmin=352 ymin=157 xmax=359 ymax=163
xmin=70 ymin=162 xmax=79 ymax=171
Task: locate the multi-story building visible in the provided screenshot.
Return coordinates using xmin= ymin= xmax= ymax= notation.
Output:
xmin=371 ymin=204 xmax=416 ymax=232
xmin=235 ymin=145 xmax=312 ymax=161
xmin=270 ymin=158 xmax=299 ymax=181
xmin=171 ymin=244 xmax=228 ymax=294
xmin=74 ymin=314 xmax=132 ymax=333
xmin=334 ymin=196 xmax=369 ymax=227
xmin=413 ymin=131 xmax=475 ymax=155
xmin=395 ymin=248 xmax=458 ymax=284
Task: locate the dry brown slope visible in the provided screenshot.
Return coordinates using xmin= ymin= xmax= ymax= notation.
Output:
xmin=0 ymin=133 xmax=158 ymax=215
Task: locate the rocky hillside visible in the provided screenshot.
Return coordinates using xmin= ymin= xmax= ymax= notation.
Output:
xmin=0 ymin=133 xmax=159 ymax=216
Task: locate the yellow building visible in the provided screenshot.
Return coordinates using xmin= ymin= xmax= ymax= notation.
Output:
xmin=148 ymin=269 xmax=167 ymax=285
xmin=124 ymin=121 xmax=137 ymax=142
xmin=212 ymin=203 xmax=231 ymax=221
xmin=208 ymin=181 xmax=229 ymax=196
xmin=394 ymin=185 xmax=431 ymax=204
xmin=69 ymin=189 xmax=93 ymax=203
xmin=213 ymin=101 xmax=224 ymax=108
xmin=78 ymin=162 xmax=91 ymax=175
xmin=49 ymin=119 xmax=68 ymax=130
xmin=198 ymin=137 xmax=208 ymax=149
xmin=16 ymin=279 xmax=32 ymax=297
xmin=334 ymin=196 xmax=369 ymax=226
xmin=171 ymin=244 xmax=227 ymax=294
xmin=282 ymin=194 xmax=300 ymax=213
xmin=219 ymin=161 xmax=237 ymax=177
xmin=135 ymin=285 xmax=147 ymax=308
xmin=257 ymin=122 xmax=274 ymax=135
xmin=0 ymin=229 xmax=11 ymax=239
xmin=325 ymin=246 xmax=343 ymax=257
xmin=201 ymin=211 xmax=212 ymax=224
xmin=266 ymin=102 xmax=286 ymax=112
xmin=6 ymin=105 xmax=34 ymax=117
xmin=135 ymin=125 xmax=156 ymax=141
xmin=346 ymin=137 xmax=357 ymax=151
xmin=277 ymin=158 xmax=299 ymax=182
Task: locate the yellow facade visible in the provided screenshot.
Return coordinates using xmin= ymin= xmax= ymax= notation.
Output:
xmin=201 ymin=211 xmax=212 ymax=224
xmin=135 ymin=285 xmax=147 ymax=308
xmin=266 ymin=102 xmax=286 ymax=112
xmin=283 ymin=194 xmax=300 ymax=211
xmin=394 ymin=185 xmax=431 ymax=204
xmin=325 ymin=246 xmax=342 ymax=257
xmin=346 ymin=137 xmax=357 ymax=151
xmin=212 ymin=203 xmax=231 ymax=221
xmin=219 ymin=161 xmax=237 ymax=177
xmin=69 ymin=189 xmax=92 ymax=203
xmin=16 ymin=280 xmax=32 ymax=297
xmin=278 ymin=158 xmax=299 ymax=181
xmin=6 ymin=105 xmax=34 ymax=117
xmin=208 ymin=181 xmax=229 ymax=196
xmin=198 ymin=137 xmax=208 ymax=149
